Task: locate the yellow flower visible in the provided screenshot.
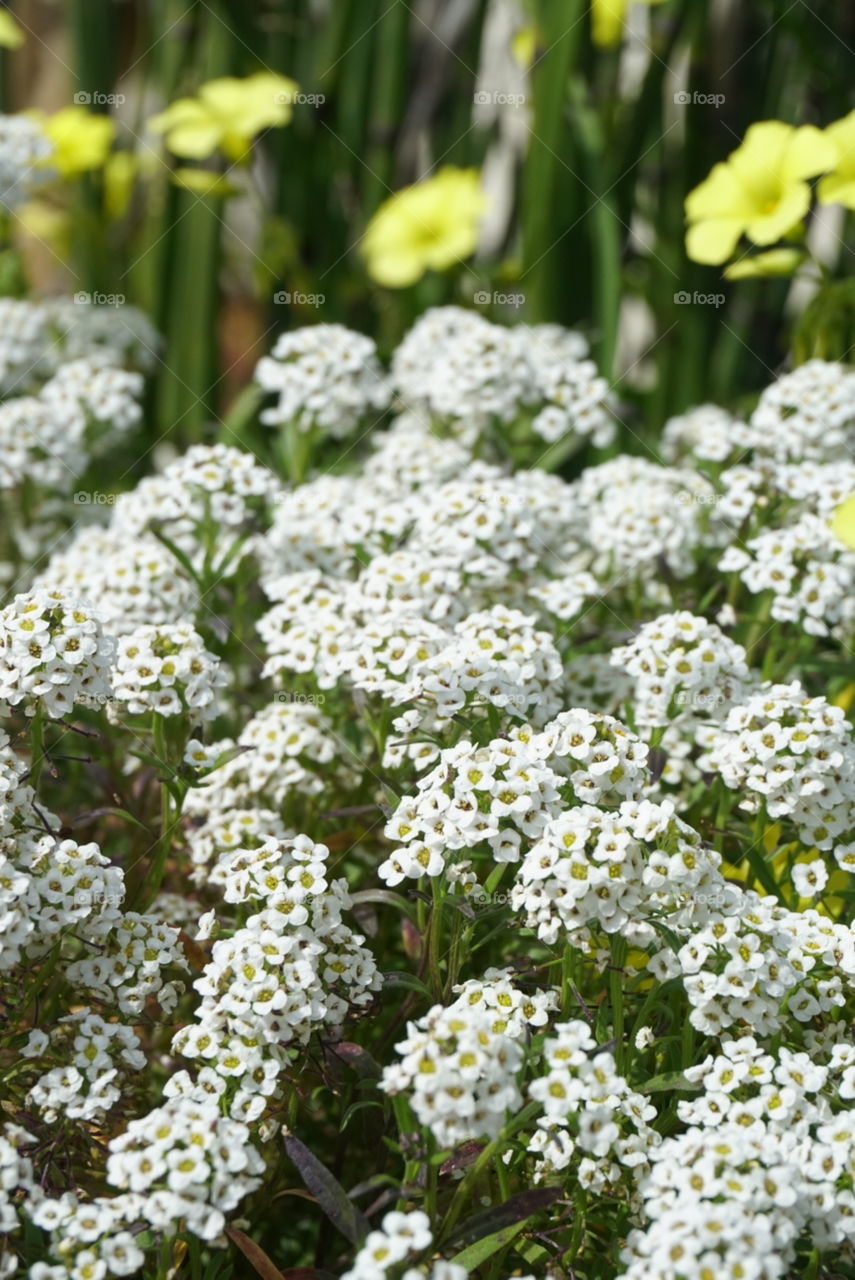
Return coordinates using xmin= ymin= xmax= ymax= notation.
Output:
xmin=0 ymin=10 xmax=24 ymax=48
xmin=591 ymin=0 xmax=666 ymax=48
xmin=829 ymin=492 xmax=855 ymax=549
xmin=818 ymin=109 xmax=855 ymax=210
xmin=148 ymin=72 xmax=299 ymax=163
xmin=36 ymin=106 xmax=116 ymax=177
xmin=13 ymin=199 xmax=69 ymax=253
xmin=685 ymin=121 xmax=836 ymax=266
xmin=361 ymin=166 xmax=486 ymax=288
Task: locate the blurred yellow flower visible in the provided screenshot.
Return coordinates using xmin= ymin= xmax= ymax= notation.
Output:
xmin=149 ymin=72 xmax=299 ymax=163
xmin=830 ymin=492 xmax=855 ymax=549
xmin=36 ymin=106 xmax=116 ymax=177
xmin=592 ymin=0 xmax=665 ymax=48
xmin=14 ymin=199 xmax=69 ymax=254
xmin=685 ymin=121 xmax=835 ymax=265
xmin=0 ymin=10 xmax=24 ymax=48
xmin=818 ymin=109 xmax=855 ymax=210
xmin=361 ymin=166 xmax=486 ymax=288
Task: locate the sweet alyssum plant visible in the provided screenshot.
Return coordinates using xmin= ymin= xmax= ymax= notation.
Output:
xmin=3 ymin=293 xmax=855 ymax=1280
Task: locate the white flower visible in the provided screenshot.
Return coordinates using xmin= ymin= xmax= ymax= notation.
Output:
xmin=791 ymin=859 xmax=829 ymax=898
xmin=111 ymin=623 xmax=226 ymax=720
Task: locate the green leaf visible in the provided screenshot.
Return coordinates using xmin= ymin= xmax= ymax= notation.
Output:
xmin=450 ymin=1219 xmax=530 ymax=1271
xmin=639 ymin=1070 xmax=700 ymax=1095
xmin=382 ymin=970 xmax=432 ymax=997
xmin=341 ymin=1100 xmax=384 ymax=1131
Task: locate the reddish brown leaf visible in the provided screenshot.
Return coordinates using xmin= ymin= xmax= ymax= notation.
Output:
xmin=225 ymin=1226 xmax=285 ymax=1280
xmin=440 ymin=1140 xmax=484 ymax=1174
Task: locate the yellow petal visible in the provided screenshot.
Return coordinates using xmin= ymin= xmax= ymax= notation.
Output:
xmin=42 ymin=106 xmax=115 ymax=176
xmin=685 ymin=217 xmax=746 ymax=265
xmin=685 ymin=162 xmax=756 ymax=223
xmin=724 ymin=248 xmax=803 ymax=279
xmin=822 ymin=109 xmax=855 ymax=183
xmin=172 ymin=167 xmax=236 ymax=196
xmin=0 ymin=10 xmax=24 ymax=49
xmin=591 ymin=0 xmax=627 ymax=47
xmin=149 ymin=99 xmax=222 ymax=158
xmin=781 ymin=125 xmax=837 ymax=181
xmin=103 ymin=150 xmax=138 ymax=220
xmin=830 ymin=492 xmax=855 ymax=549
xmin=362 ymin=166 xmax=485 ymax=288
xmin=744 ymin=182 xmax=810 ymax=245
xmin=818 ymin=170 xmax=855 ymax=210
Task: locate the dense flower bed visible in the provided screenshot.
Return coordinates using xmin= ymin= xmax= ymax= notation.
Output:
xmin=2 ymin=302 xmax=855 ymax=1280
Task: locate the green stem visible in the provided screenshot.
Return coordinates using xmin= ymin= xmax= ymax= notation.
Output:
xmin=609 ymin=934 xmax=627 ymax=1072
xmin=29 ymin=704 xmax=47 ymax=793
xmin=140 ymin=715 xmax=175 ymax=910
xmin=427 ymin=878 xmax=445 ymax=1000
xmin=438 ymin=1100 xmax=540 ymax=1243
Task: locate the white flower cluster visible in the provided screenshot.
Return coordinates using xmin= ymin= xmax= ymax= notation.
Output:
xmin=381 ymin=971 xmax=554 ymax=1146
xmin=0 ymin=350 xmax=143 ymax=494
xmin=39 ymin=356 xmax=143 ymax=442
xmin=255 ymin=323 xmax=390 ymax=436
xmin=174 ymin=835 xmax=379 ymax=1114
xmin=0 ymin=588 xmax=115 ymax=718
xmin=403 ymin=605 xmax=565 ymax=725
xmin=622 ymin=1039 xmax=855 ymax=1280
xmin=0 ymin=1125 xmax=40 ymax=1279
xmin=664 ymin=888 xmax=854 ymax=1036
xmin=0 ymin=295 xmax=157 ymax=399
xmin=511 ymin=799 xmax=721 ymax=947
xmin=49 ymin=295 xmax=161 ymax=371
xmin=63 ymin=912 xmax=185 ymax=1016
xmin=0 ymin=394 xmax=88 ymax=492
xmin=529 ymin=1020 xmax=659 ymax=1188
xmin=0 ymin=746 xmax=125 ymax=970
xmin=342 ymin=1209 xmax=473 ymax=1280
xmin=569 ymin=456 xmax=718 ymax=581
xmin=532 ymin=351 xmax=616 ymax=447
xmin=22 ymin=1010 xmax=145 ymax=1123
xmin=184 ymin=699 xmax=343 ymax=820
xmin=391 ymin=306 xmax=614 ymax=450
xmin=185 ymin=805 xmax=291 ymax=885
xmin=531 ymin=708 xmax=650 ymax=804
xmin=391 ymin=306 xmax=539 ymax=433
xmin=380 ymin=732 xmax=562 ymax=885
xmin=110 ymin=622 xmax=226 ymax=719
xmin=36 ymin=528 xmax=200 ymax=635
xmin=661 ymin=402 xmax=751 ymax=463
xmin=361 ymin=410 xmax=471 ymax=493
xmin=381 ymin=711 xmax=651 ymax=887
xmin=611 ymin=611 xmax=751 ymax=728
xmin=746 ymin=358 xmax=855 ymax=461
xmin=706 ymin=681 xmax=855 ymax=850
xmin=112 ymin=443 xmax=283 ymax=568
xmin=106 ymin=1096 xmax=265 ymax=1241
xmin=718 ymin=460 xmax=855 ymax=637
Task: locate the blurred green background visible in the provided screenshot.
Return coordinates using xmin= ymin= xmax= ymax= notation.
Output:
xmin=2 ymin=0 xmax=853 ymax=441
